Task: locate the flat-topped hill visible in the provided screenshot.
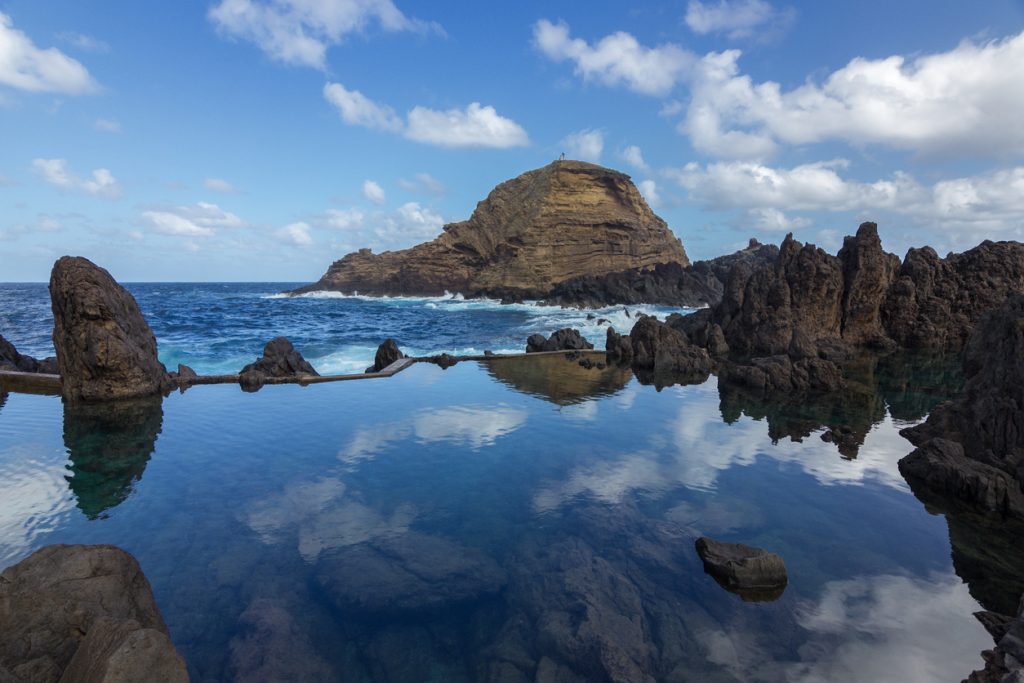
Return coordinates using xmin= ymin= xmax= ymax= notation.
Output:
xmin=292 ymin=161 xmax=689 ymax=298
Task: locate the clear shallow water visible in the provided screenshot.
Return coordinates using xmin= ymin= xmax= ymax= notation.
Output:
xmin=0 ymin=283 xmax=687 ymax=375
xmin=0 ymin=353 xmax=998 ymax=682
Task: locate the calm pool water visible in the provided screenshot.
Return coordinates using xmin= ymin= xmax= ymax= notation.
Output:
xmin=0 ymin=354 xmax=1000 ymax=682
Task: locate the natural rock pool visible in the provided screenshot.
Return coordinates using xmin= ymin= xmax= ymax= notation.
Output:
xmin=0 ymin=353 xmax=1005 ymax=681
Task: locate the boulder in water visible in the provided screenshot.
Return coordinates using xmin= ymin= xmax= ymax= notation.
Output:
xmin=239 ymin=337 xmax=318 ymax=390
xmin=367 ymin=338 xmax=404 ymax=373
xmin=695 ymin=537 xmax=787 ymax=601
xmin=526 ymin=328 xmax=593 ymax=353
xmin=49 ymin=257 xmax=171 ymax=402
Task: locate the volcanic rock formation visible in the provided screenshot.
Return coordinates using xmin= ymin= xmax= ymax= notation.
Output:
xmin=899 ymin=295 xmax=1024 ymax=519
xmin=0 ymin=334 xmax=58 ymax=374
xmin=238 ymin=337 xmax=318 ymax=391
xmin=49 ymin=256 xmax=171 ymax=402
xmin=0 ymin=544 xmax=188 ymax=682
xmin=293 ymin=161 xmax=689 ymax=299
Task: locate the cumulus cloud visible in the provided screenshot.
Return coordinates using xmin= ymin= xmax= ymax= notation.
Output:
xmin=93 ymin=118 xmax=121 ymax=133
xmin=671 ymin=159 xmax=1024 ymax=238
xmin=684 ymin=0 xmax=794 ymax=40
xmin=0 ymin=13 xmax=98 ymax=94
xmin=141 ymin=202 xmax=244 ymax=237
xmin=362 ymin=179 xmax=385 ymax=204
xmin=374 ymin=201 xmax=444 ymax=243
xmin=638 ymin=179 xmax=660 ymax=207
xmin=322 ymin=82 xmax=403 ymax=131
xmin=204 ymin=177 xmax=239 ymax=193
xmin=533 ymin=19 xmax=693 ymax=96
xmin=397 ymin=172 xmax=444 ymax=195
xmin=31 ymin=158 xmax=122 ymax=198
xmin=560 ymin=128 xmax=603 ymax=162
xmin=277 ymin=221 xmax=313 ymax=246
xmin=323 ymin=207 xmax=364 ymax=229
xmin=208 ymin=0 xmax=441 ymax=70
xmin=620 ymin=145 xmax=649 ymax=171
xmin=324 ymin=82 xmax=529 ymax=148
xmin=681 ymin=31 xmax=1024 ymax=159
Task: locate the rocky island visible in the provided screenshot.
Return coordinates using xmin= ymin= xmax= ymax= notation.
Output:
xmin=291 ymin=160 xmax=691 ymax=301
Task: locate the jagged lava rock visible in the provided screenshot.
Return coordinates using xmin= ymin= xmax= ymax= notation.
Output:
xmin=628 ymin=315 xmax=712 ymax=378
xmin=900 ymin=295 xmax=1024 ymax=517
xmin=368 ymin=338 xmax=404 ymax=373
xmin=0 ymin=544 xmax=187 ymax=682
xmin=238 ymin=337 xmax=318 ymax=390
xmin=0 ymin=334 xmax=57 ymax=374
xmin=49 ymin=257 xmax=170 ymax=402
xmin=293 ymin=161 xmax=689 ymax=298
xmin=526 ymin=328 xmax=593 ymax=353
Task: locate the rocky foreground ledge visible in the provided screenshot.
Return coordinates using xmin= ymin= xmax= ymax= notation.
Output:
xmin=0 ymin=545 xmax=187 ymax=682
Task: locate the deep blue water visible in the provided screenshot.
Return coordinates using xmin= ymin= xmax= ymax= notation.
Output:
xmin=0 ymin=283 xmax=684 ymax=375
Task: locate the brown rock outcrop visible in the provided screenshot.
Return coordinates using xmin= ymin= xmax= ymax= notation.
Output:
xmin=0 ymin=334 xmax=58 ymax=374
xmin=292 ymin=161 xmax=689 ymax=298
xmin=0 ymin=544 xmax=187 ymax=682
xmin=525 ymin=328 xmax=593 ymax=353
xmin=238 ymin=337 xmax=318 ymax=390
xmin=900 ymin=294 xmax=1024 ymax=518
xmin=49 ymin=257 xmax=170 ymax=402
xmin=368 ymin=338 xmax=404 ymax=373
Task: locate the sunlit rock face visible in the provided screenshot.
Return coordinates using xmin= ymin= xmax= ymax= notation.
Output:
xmin=293 ymin=161 xmax=689 ymax=299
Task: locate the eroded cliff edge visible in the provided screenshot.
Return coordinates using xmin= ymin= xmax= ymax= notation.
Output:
xmin=291 ymin=161 xmax=689 ymax=299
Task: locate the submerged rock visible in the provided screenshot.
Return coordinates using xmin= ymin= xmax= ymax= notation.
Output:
xmin=526 ymin=328 xmax=593 ymax=353
xmin=292 ymin=161 xmax=689 ymax=299
xmin=238 ymin=337 xmax=318 ymax=390
xmin=0 ymin=544 xmax=187 ymax=682
xmin=694 ymin=537 xmax=787 ymax=601
xmin=0 ymin=334 xmax=57 ymax=374
xmin=49 ymin=256 xmax=171 ymax=402
xmin=368 ymin=338 xmax=404 ymax=373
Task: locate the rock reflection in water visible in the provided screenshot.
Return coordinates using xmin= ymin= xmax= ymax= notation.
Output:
xmin=482 ymin=353 xmax=631 ymax=405
xmin=718 ymin=350 xmax=963 ymax=459
xmin=63 ymin=396 xmax=163 ymax=519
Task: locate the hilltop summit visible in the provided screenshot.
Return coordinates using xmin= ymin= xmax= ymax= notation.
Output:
xmin=293 ymin=160 xmax=689 ymax=299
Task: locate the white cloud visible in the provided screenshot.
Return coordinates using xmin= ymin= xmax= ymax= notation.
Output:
xmin=620 ymin=145 xmax=649 ymax=172
xmin=638 ymin=179 xmax=660 ymax=207
xmin=532 ymin=19 xmax=694 ymax=96
xmin=405 ymin=102 xmax=529 ymax=148
xmin=322 ymin=82 xmax=403 ymax=131
xmin=681 ymin=31 xmax=1024 ymax=159
xmin=560 ymin=128 xmax=603 ymax=162
xmin=323 ymin=207 xmax=364 ymax=229
xmin=671 ymin=159 xmax=1024 ymax=238
xmin=684 ymin=0 xmax=794 ymax=40
xmin=31 ymin=158 xmax=122 ymax=199
xmin=209 ymin=0 xmax=440 ymax=70
xmin=0 ymin=13 xmax=97 ymax=94
xmin=56 ymin=32 xmax=110 ymax=53
xmin=397 ymin=172 xmax=445 ymax=195
xmin=278 ymin=221 xmax=313 ymax=246
xmin=324 ymin=82 xmax=529 ymax=149
xmin=141 ymin=201 xmax=244 ymax=237
xmin=0 ymin=214 xmax=62 ymax=241
xmin=362 ymin=179 xmax=385 ymax=204
xmin=94 ymin=118 xmax=121 ymax=133
xmin=204 ymin=177 xmax=239 ymax=193
xmin=374 ymin=201 xmax=444 ymax=243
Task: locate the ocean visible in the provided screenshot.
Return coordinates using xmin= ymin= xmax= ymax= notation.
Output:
xmin=0 ymin=282 xmax=688 ymax=375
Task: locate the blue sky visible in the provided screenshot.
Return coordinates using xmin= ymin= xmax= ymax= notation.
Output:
xmin=2 ymin=0 xmax=1023 ymax=282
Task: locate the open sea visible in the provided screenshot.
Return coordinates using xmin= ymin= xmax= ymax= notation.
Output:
xmin=0 ymin=282 xmax=1009 ymax=682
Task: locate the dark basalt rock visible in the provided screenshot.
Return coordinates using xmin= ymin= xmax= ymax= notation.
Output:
xmin=526 ymin=328 xmax=593 ymax=353
xmin=605 ymin=326 xmax=633 ymax=365
xmin=0 ymin=334 xmax=57 ymax=374
xmin=0 ymin=544 xmax=187 ymax=682
xmin=629 ymin=315 xmax=712 ymax=378
xmin=368 ymin=338 xmax=404 ymax=373
xmin=545 ymin=237 xmax=780 ymax=308
xmin=694 ymin=537 xmax=787 ymax=602
xmin=966 ymin=596 xmax=1024 ymax=683
xmin=239 ymin=337 xmax=318 ymax=390
xmin=718 ymin=354 xmax=844 ymax=394
xmin=49 ymin=256 xmax=171 ymax=402
xmin=423 ymin=352 xmax=459 ymax=369
xmin=899 ymin=295 xmax=1024 ymax=518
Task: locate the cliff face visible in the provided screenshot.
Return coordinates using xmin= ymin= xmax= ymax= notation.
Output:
xmin=293 ymin=161 xmax=689 ymax=298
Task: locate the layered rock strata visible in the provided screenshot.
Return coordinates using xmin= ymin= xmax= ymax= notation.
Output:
xmin=0 ymin=544 xmax=188 ymax=682
xmin=49 ymin=256 xmax=171 ymax=402
xmin=293 ymin=161 xmax=689 ymax=299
